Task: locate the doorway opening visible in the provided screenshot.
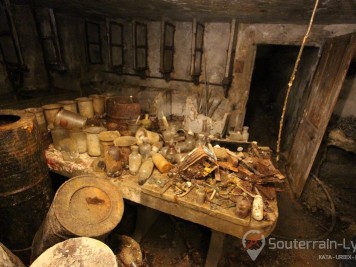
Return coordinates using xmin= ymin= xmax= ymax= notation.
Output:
xmin=244 ymin=44 xmax=320 ymax=152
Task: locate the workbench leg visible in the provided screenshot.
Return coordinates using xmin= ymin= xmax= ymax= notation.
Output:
xmin=132 ymin=205 xmax=160 ymax=243
xmin=204 ymin=230 xmax=226 ymax=267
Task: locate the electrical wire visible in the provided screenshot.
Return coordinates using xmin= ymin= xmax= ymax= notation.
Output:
xmin=271 ymin=173 xmax=336 ymax=241
xmin=276 ymin=0 xmax=320 ymax=161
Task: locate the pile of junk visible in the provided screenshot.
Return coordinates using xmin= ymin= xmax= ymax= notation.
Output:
xmin=0 ymin=91 xmax=287 ymax=266
xmin=28 ymin=92 xmax=285 ymax=222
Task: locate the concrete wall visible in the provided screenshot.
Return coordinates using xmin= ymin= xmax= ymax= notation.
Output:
xmin=1 ymin=4 xmax=355 ymax=131
xmin=229 ymin=24 xmax=356 ymax=149
xmin=13 ymin=5 xmax=48 ymax=90
xmin=0 ymin=53 xmax=12 ymax=96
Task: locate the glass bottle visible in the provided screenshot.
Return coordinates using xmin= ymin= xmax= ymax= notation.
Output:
xmin=51 ymin=126 xmax=69 ymax=150
xmin=129 ymin=145 xmax=142 ymax=175
xmin=105 ymin=145 xmax=122 ymax=177
xmin=141 ymin=113 xmax=151 ymax=129
xmin=195 ymin=133 xmax=206 ymax=148
xmin=139 ymin=137 xmax=152 ymax=160
xmin=151 ymin=151 xmax=173 ymax=173
xmin=185 ymin=130 xmax=196 ymax=152
xmin=138 ymin=158 xmax=154 ymax=185
xmin=165 ymin=142 xmax=177 ymax=164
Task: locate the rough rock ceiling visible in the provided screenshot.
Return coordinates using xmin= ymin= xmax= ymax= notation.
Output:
xmin=23 ymin=0 xmax=356 ymax=24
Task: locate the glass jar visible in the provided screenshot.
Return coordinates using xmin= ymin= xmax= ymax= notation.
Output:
xmin=89 ymin=94 xmax=105 ymax=116
xmin=69 ymin=129 xmax=87 ymax=153
xmin=42 ymin=103 xmax=61 ymax=127
xmin=25 ymin=107 xmax=47 ymax=132
xmin=99 ymin=131 xmax=121 ymax=157
xmin=76 ymin=97 xmax=94 ymax=118
xmin=129 ymin=145 xmax=142 ymax=175
xmin=105 ymin=145 xmax=123 ymax=177
xmin=51 ymin=126 xmax=69 ymax=150
xmin=58 ymin=100 xmax=78 ymax=113
xmin=84 ymin=126 xmax=106 ymax=157
xmin=59 ymin=138 xmax=79 ymax=161
xmin=139 ymin=137 xmax=151 ymax=160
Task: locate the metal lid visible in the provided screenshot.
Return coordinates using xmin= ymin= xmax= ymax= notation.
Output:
xmin=53 ymin=175 xmax=124 ymax=237
xmin=30 ymin=237 xmax=118 ymax=267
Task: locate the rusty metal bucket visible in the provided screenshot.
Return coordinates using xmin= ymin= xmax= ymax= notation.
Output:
xmin=31 ymin=175 xmax=124 ymax=262
xmin=106 ymin=96 xmax=141 ymax=128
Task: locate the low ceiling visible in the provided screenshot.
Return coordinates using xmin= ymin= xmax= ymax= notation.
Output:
xmin=20 ymin=0 xmax=356 ymax=24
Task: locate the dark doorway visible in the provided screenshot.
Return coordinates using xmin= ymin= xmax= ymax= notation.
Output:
xmin=244 ymin=44 xmax=320 ymax=152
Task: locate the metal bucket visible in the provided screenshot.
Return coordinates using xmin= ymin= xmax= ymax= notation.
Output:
xmin=31 ymin=175 xmax=124 ymax=262
xmin=31 ymin=237 xmax=118 ymax=267
xmin=106 ymin=96 xmax=141 ymax=128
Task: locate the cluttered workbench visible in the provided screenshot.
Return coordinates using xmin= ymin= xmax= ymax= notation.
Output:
xmin=45 ymin=138 xmax=283 ymax=266
xmin=38 ymin=94 xmax=286 ymax=266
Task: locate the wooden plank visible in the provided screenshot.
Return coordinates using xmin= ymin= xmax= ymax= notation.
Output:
xmin=287 ymin=33 xmax=356 ymax=198
xmin=204 ymin=230 xmax=225 ymax=267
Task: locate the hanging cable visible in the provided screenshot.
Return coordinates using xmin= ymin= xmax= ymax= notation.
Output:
xmin=276 ymin=0 xmax=320 ymax=161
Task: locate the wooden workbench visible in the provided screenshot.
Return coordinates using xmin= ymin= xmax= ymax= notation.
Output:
xmin=45 ymin=145 xmax=278 ymax=266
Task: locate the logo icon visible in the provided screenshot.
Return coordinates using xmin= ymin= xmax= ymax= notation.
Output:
xmin=242 ymin=230 xmax=266 ymax=261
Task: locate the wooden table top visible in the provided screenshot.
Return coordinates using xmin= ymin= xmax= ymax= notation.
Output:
xmin=45 ymin=145 xmax=278 ymax=239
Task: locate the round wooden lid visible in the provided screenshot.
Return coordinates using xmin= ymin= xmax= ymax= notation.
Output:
xmin=53 ymin=175 xmax=124 ymax=237
xmin=30 ymin=237 xmax=118 ymax=267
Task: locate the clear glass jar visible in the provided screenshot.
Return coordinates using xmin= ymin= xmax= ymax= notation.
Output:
xmin=129 ymin=145 xmax=142 ymax=175
xmin=84 ymin=126 xmax=106 ymax=157
xmin=51 ymin=126 xmax=69 ymax=150
xmin=69 ymin=128 xmax=87 ymax=153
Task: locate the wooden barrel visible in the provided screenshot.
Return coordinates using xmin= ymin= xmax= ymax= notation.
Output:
xmin=31 ymin=175 xmax=124 ymax=262
xmin=30 ymin=237 xmax=118 ymax=267
xmin=0 ymin=109 xmax=53 ymax=263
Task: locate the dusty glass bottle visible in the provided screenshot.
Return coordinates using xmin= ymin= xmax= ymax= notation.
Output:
xmin=165 ymin=142 xmax=177 ymax=164
xmin=129 ymin=145 xmax=142 ymax=175
xmin=138 ymin=158 xmax=154 ymax=185
xmin=141 ymin=113 xmax=151 ymax=129
xmin=139 ymin=137 xmax=151 ymax=160
xmin=195 ymin=133 xmax=206 ymax=148
xmin=185 ymin=130 xmax=196 ymax=152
